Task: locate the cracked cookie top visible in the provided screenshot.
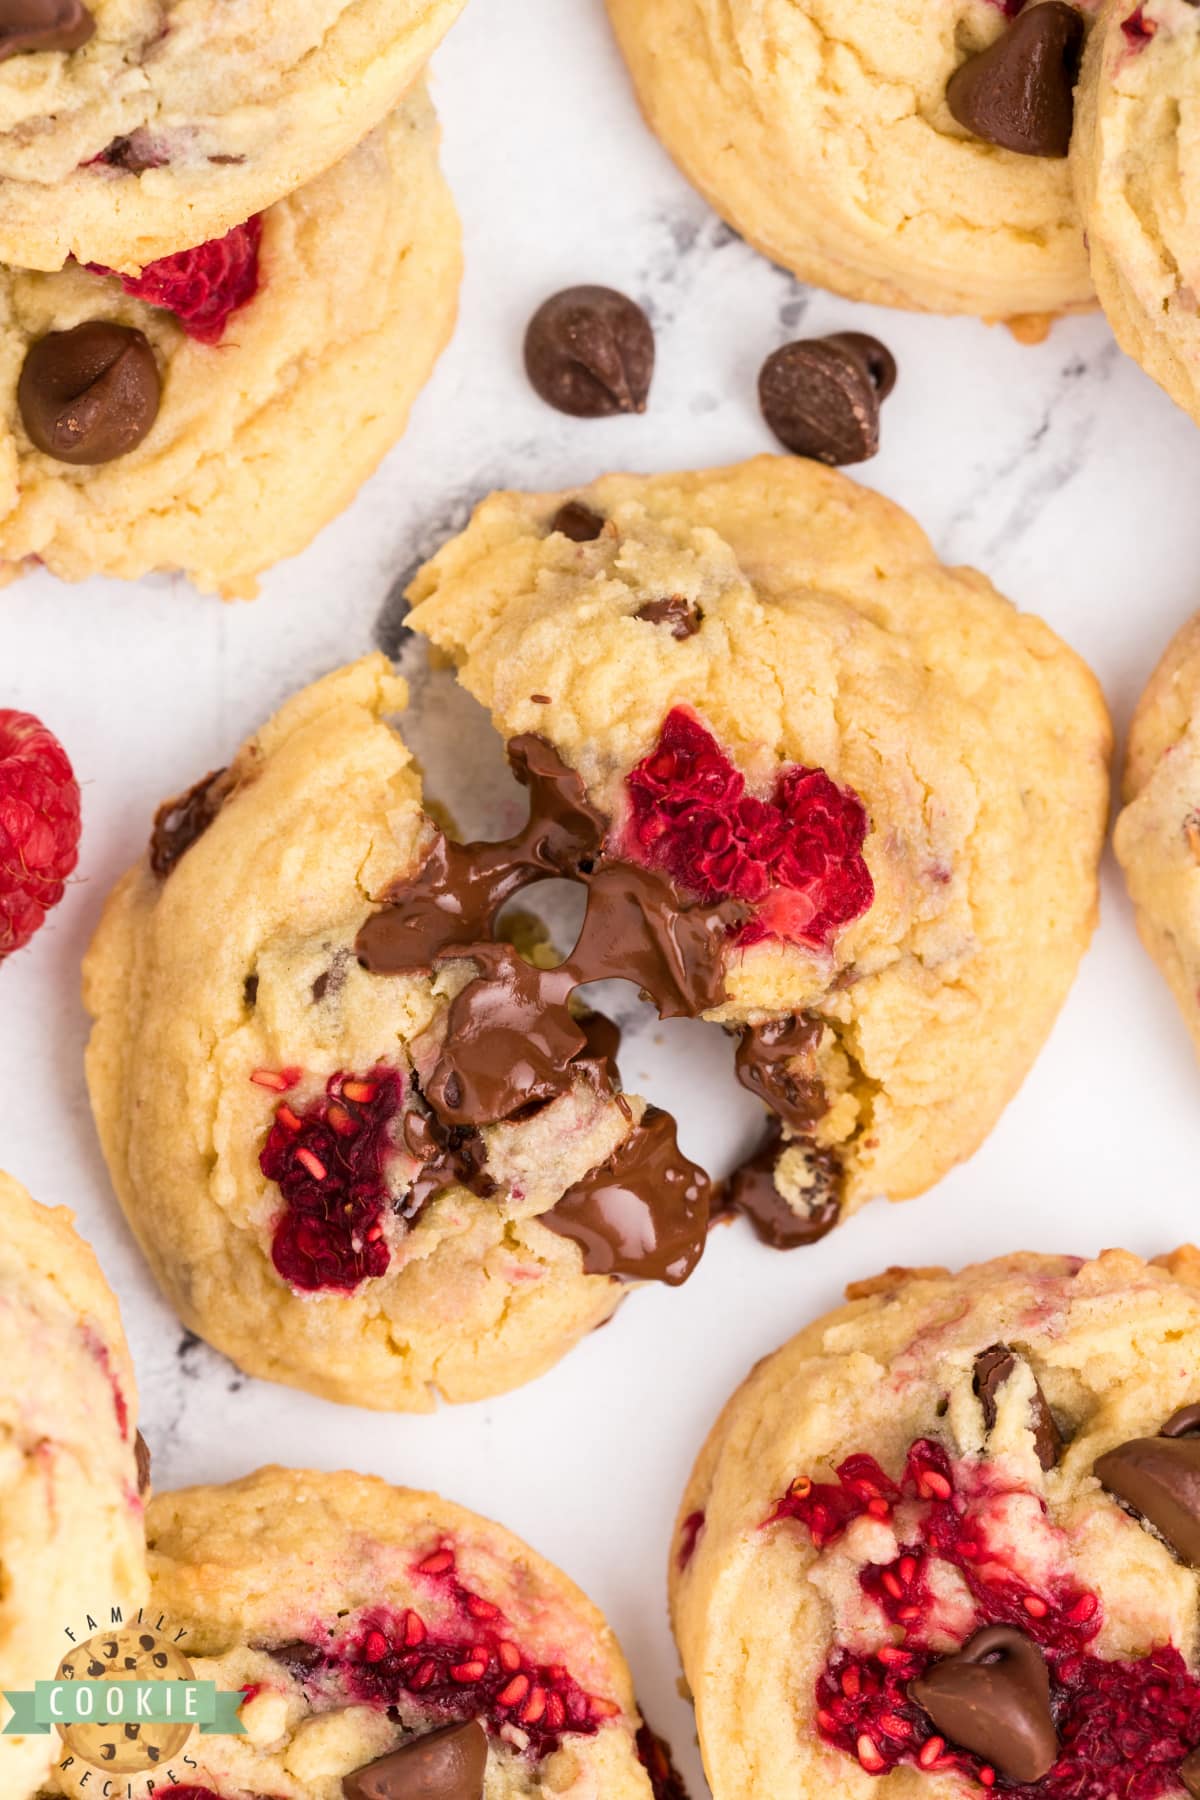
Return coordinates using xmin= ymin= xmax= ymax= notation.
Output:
xmin=405 ymin=457 xmax=1111 ymax=1235
xmin=605 ymin=0 xmax=1095 ymax=319
xmin=0 ymin=0 xmax=468 ymax=272
xmin=670 ymin=1248 xmax=1200 ymax=1800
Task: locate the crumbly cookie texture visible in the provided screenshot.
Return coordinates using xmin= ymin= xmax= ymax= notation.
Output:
xmin=0 ymin=1172 xmax=146 ymax=1800
xmin=1114 ymin=613 xmax=1200 ymax=1056
xmin=670 ymin=1247 xmax=1200 ymax=1800
xmin=1073 ymin=0 xmax=1200 ymax=420
xmin=406 ymin=457 xmax=1111 ymax=1218
xmin=605 ymin=0 xmax=1095 ymax=318
xmin=83 ymin=657 xmax=664 ymax=1411
xmin=0 ymin=88 xmax=460 ymax=599
xmin=34 ymin=1465 xmax=653 ymax=1800
xmin=0 ymin=0 xmax=467 ymax=272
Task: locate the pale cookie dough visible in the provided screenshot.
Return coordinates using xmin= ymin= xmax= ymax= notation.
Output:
xmin=670 ymin=1248 xmax=1200 ymax=1800
xmin=0 ymin=86 xmax=460 ymax=599
xmin=39 ymin=1464 xmax=658 ymax=1800
xmin=1073 ymin=0 xmax=1200 ymax=421
xmin=83 ymin=657 xmax=693 ymax=1412
xmin=0 ymin=1171 xmax=146 ymax=1800
xmin=1114 ymin=612 xmax=1200 ymax=1055
xmin=0 ymin=0 xmax=468 ymax=272
xmin=406 ymin=457 xmax=1111 ymax=1231
xmin=606 ymin=0 xmax=1096 ymax=319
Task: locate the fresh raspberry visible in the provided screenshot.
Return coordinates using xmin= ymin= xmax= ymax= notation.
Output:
xmin=624 ymin=708 xmax=873 ymax=949
xmin=0 ymin=711 xmax=82 ymax=962
xmin=88 ymin=216 xmax=263 ymax=345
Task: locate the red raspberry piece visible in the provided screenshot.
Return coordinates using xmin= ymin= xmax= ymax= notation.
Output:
xmin=0 ymin=711 xmax=82 ymax=962
xmin=625 ymin=708 xmax=873 ymax=949
xmin=88 ymin=215 xmax=263 ymax=345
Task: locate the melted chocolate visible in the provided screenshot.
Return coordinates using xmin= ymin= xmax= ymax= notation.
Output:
xmin=426 ymin=945 xmax=586 ymax=1127
xmin=974 ymin=1344 xmax=1062 ymax=1471
xmin=542 ymin=1107 xmax=709 ymax=1284
xmin=402 ymin=1108 xmax=494 ymax=1210
xmin=568 ymin=862 xmax=746 ymax=1018
xmin=735 ymin=1017 xmax=825 ymax=1132
xmin=149 ymin=766 xmax=237 ymax=877
xmin=355 ymin=736 xmax=606 ymax=975
xmin=722 ymin=1120 xmax=842 ymax=1248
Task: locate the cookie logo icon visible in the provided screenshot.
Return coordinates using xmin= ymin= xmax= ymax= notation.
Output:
xmin=55 ymin=1624 xmax=194 ymax=1773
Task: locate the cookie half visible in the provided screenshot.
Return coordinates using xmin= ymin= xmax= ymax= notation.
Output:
xmin=1073 ymin=0 xmax=1200 ymax=421
xmin=1114 ymin=612 xmax=1200 ymax=1054
xmin=670 ymin=1248 xmax=1200 ymax=1800
xmin=0 ymin=0 xmax=468 ymax=272
xmin=0 ymin=1171 xmax=146 ymax=1799
xmin=405 ymin=457 xmax=1111 ymax=1241
xmin=0 ymin=86 xmax=460 ymax=598
xmin=605 ymin=0 xmax=1095 ymax=319
xmin=31 ymin=1465 xmax=662 ymax=1799
xmin=84 ymin=657 xmax=712 ymax=1411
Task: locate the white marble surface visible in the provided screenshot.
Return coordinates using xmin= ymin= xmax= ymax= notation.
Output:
xmin=5 ymin=1 xmax=1200 ymax=1793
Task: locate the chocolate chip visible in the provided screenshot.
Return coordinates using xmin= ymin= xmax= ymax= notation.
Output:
xmin=0 ymin=0 xmax=94 ymax=60
xmin=134 ymin=1431 xmax=151 ymax=1496
xmin=524 ymin=285 xmax=654 ymax=418
xmin=909 ymin=1626 xmax=1058 ymax=1783
xmin=98 ymin=131 xmax=166 ymax=173
xmin=825 ymin=331 xmax=897 ymax=400
xmin=19 ymin=321 xmax=160 ymax=465
xmin=342 ymin=1720 xmax=488 ymax=1800
xmin=1095 ymin=1427 xmax=1200 ymax=1566
xmin=1161 ymin=1404 xmax=1200 ymax=1439
xmin=149 ymin=767 xmax=236 ymax=878
xmin=636 ymin=1722 xmax=691 ymax=1800
xmin=551 ymin=500 xmax=606 ymax=542
xmin=1182 ymin=1748 xmax=1200 ymax=1799
xmin=635 ymin=596 xmax=701 ymax=640
xmin=759 ymin=335 xmax=892 ymax=465
xmin=721 ymin=1119 xmax=842 ymax=1249
xmin=946 ymin=2 xmax=1084 ymax=158
xmin=974 ymin=1344 xmax=1063 ymax=1471
xmin=541 ymin=1107 xmax=710 ymax=1285
xmin=266 ymin=1640 xmax=327 ymax=1681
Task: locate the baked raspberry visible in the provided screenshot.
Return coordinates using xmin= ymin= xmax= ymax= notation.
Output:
xmin=776 ymin=1437 xmax=1200 ymax=1799
xmin=1121 ymin=4 xmax=1156 ymax=44
xmin=259 ymin=1068 xmax=403 ymax=1293
xmin=0 ymin=710 xmax=82 ymax=962
xmin=89 ymin=216 xmax=263 ymax=345
xmin=624 ymin=709 xmax=872 ymax=948
xmin=327 ymin=1547 xmax=617 ymax=1759
xmin=170 ymin=1790 xmax=221 ymax=1800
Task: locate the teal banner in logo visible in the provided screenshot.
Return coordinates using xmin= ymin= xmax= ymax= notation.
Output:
xmin=2 ymin=1680 xmax=246 ymax=1736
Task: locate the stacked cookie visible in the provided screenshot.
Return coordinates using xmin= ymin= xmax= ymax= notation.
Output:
xmin=0 ymin=3 xmax=469 ymax=596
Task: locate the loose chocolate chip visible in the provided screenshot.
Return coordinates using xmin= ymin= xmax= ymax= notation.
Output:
xmin=524 ymin=285 xmax=654 ymax=418
xmin=0 ymin=0 xmax=94 ymax=60
xmin=974 ymin=1344 xmax=1063 ymax=1471
xmin=149 ymin=767 xmax=236 ymax=878
xmin=541 ymin=1107 xmax=710 ymax=1285
xmin=635 ymin=596 xmax=701 ymax=639
xmin=134 ymin=1431 xmax=151 ymax=1496
xmin=1095 ymin=1428 xmax=1200 ymax=1566
xmin=551 ymin=500 xmax=606 ymax=542
xmin=825 ymin=331 xmax=898 ymax=401
xmin=759 ymin=335 xmax=890 ymax=465
xmin=342 ymin=1720 xmax=488 ymax=1800
xmin=910 ymin=1626 xmax=1058 ymax=1783
xmin=946 ymin=2 xmax=1084 ymax=158
xmin=19 ymin=321 xmax=160 ymax=465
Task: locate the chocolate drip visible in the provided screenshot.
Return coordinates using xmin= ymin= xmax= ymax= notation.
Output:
xmin=567 ymin=862 xmax=746 ymax=1018
xmin=149 ymin=766 xmax=237 ymax=877
xmin=426 ymin=945 xmax=585 ymax=1127
xmin=722 ymin=1119 xmax=841 ymax=1248
xmin=735 ymin=1017 xmax=825 ymax=1132
xmin=355 ymin=736 xmax=606 ymax=975
xmin=542 ymin=1108 xmax=709 ymax=1284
